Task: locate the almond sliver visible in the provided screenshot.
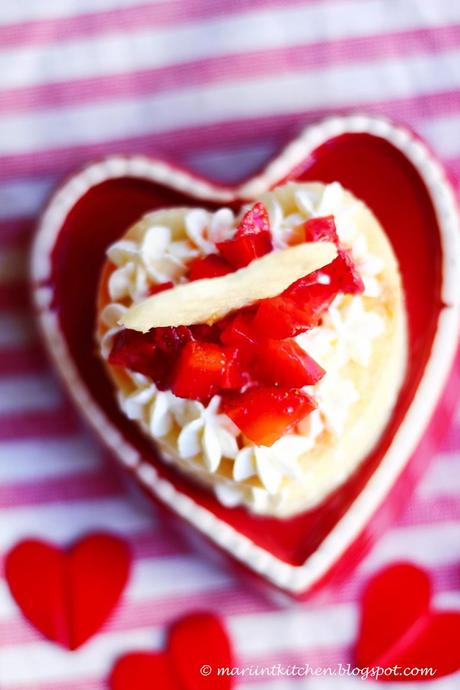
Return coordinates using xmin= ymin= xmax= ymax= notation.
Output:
xmin=120 ymin=241 xmax=337 ymax=332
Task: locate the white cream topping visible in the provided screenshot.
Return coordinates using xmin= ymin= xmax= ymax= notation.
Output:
xmin=99 ymin=182 xmax=386 ymax=509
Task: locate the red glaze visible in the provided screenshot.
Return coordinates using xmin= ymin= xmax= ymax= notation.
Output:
xmin=356 ymin=563 xmax=460 ymax=680
xmin=5 ymin=534 xmax=130 ymax=649
xmin=221 ymin=386 xmax=316 ymax=446
xmin=37 ymin=130 xmax=456 ymax=598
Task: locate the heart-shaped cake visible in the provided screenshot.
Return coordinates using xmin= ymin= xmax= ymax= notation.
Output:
xmin=96 ymin=181 xmax=406 ymax=518
xmin=31 ymin=115 xmax=460 ymax=597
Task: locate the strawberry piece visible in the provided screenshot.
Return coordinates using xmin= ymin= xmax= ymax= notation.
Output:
xmin=236 ymin=201 xmax=270 ymax=237
xmin=171 ymin=341 xmax=229 ymax=402
xmin=108 ymin=329 xmax=157 ymax=376
xmin=220 ymin=310 xmax=259 ymax=347
xmin=255 ymin=339 xmax=325 ymax=387
xmin=221 ymin=387 xmax=316 ymax=446
xmin=148 ymin=281 xmax=174 ymax=296
xmin=154 ymin=325 xmax=193 ymax=354
xmin=285 ymin=276 xmax=337 ymax=320
xmin=109 ymin=328 xmax=178 ymax=389
xmin=253 ymin=295 xmax=312 ymax=339
xmin=303 ymin=215 xmax=339 ymax=244
xmin=216 ymin=202 xmax=272 ymax=268
xmin=221 ymin=346 xmax=254 ymax=391
xmin=190 ymin=322 xmax=221 ymax=343
xmin=217 ymin=234 xmax=272 ymax=269
xmin=323 ymin=249 xmax=364 ymax=294
xmin=188 ymin=254 xmax=232 ymax=281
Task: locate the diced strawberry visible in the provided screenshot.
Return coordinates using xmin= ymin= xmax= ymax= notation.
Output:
xmin=253 ymin=295 xmax=311 ymax=339
xmin=109 ymin=328 xmax=177 ymax=389
xmin=221 ymin=346 xmax=254 ymax=391
xmin=255 ymin=339 xmax=325 ymax=387
xmin=303 ymin=215 xmax=339 ymax=244
xmin=155 ymin=325 xmax=194 ymax=354
xmin=220 ymin=310 xmax=259 ymax=347
xmin=148 ymin=281 xmax=174 ymax=296
xmin=188 ymin=254 xmax=232 ymax=281
xmin=216 ymin=202 xmax=273 ymax=268
xmin=190 ymin=322 xmax=221 ymax=343
xmin=323 ymin=249 xmax=364 ymax=294
xmin=148 ymin=351 xmax=179 ymax=391
xmin=221 ymin=387 xmax=316 ymax=446
xmin=108 ymin=329 xmax=157 ymax=375
xmin=236 ymin=201 xmax=270 ymax=237
xmin=285 ymin=276 xmax=337 ymax=322
xmin=217 ymin=233 xmax=273 ymax=269
xmin=171 ymin=341 xmax=229 ymax=402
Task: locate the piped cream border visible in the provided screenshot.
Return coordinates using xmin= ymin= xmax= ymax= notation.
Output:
xmin=31 ymin=115 xmax=460 ymax=594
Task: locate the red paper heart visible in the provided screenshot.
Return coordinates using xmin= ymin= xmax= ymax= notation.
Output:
xmin=168 ymin=613 xmax=233 ymax=690
xmin=110 ymin=612 xmax=233 ymax=690
xmin=5 ymin=533 xmax=131 ymax=649
xmin=356 ymin=563 xmax=460 ymax=681
xmin=110 ymin=653 xmax=177 ymax=690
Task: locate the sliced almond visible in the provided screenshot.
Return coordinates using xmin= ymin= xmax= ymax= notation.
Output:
xmin=120 ymin=242 xmax=337 ymax=332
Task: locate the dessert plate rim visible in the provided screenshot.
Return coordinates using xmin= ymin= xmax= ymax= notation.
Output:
xmin=31 ymin=114 xmax=460 ymax=594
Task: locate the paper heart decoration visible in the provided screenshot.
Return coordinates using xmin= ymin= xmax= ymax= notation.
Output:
xmin=356 ymin=563 xmax=460 ymax=680
xmin=110 ymin=612 xmax=233 ymax=690
xmin=5 ymin=533 xmax=130 ymax=649
xmin=31 ymin=115 xmax=460 ymax=598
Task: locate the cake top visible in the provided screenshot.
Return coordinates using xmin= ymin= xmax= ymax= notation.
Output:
xmin=97 ymin=181 xmax=390 ymax=513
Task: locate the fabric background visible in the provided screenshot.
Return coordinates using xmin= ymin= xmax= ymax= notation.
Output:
xmin=0 ymin=0 xmax=459 ymax=688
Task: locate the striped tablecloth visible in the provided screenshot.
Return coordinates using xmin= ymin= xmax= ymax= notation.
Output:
xmin=0 ymin=1 xmax=459 ymax=688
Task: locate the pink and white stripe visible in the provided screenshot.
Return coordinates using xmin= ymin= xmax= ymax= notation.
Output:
xmin=0 ymin=1 xmax=459 ymax=688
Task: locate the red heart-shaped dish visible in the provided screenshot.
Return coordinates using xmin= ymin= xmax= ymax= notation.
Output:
xmin=31 ymin=115 xmax=460 ymax=598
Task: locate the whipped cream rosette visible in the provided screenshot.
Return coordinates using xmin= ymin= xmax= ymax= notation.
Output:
xmin=96 ymin=181 xmax=407 ymax=517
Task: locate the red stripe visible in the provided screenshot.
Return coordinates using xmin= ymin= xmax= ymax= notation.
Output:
xmin=0 ymin=0 xmax=332 ymax=50
xmin=0 ymin=282 xmax=30 ymax=310
xmin=128 ymin=528 xmax=190 ymax=560
xmin=238 ymin=645 xmax=355 ymax=677
xmin=440 ymin=422 xmax=460 ymax=451
xmin=0 ymin=219 xmax=35 ymax=245
xmin=395 ymin=493 xmax=460 ymax=526
xmin=0 ymin=526 xmax=187 ymax=576
xmin=0 ymin=492 xmax=460 ymax=568
xmin=1 ymin=560 xmax=459 ymax=646
xmin=0 ymin=346 xmax=48 ymax=376
xmin=0 ymin=586 xmax=264 ymax=646
xmin=2 ymin=24 xmax=460 ymax=115
xmin=1 ymin=90 xmax=460 ymax=184
xmin=0 ymin=471 xmax=123 ymax=508
xmin=0 ymin=406 xmax=79 ymax=440
xmin=6 ymin=682 xmax=104 ymax=690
